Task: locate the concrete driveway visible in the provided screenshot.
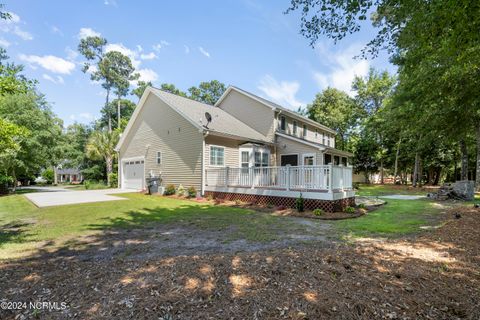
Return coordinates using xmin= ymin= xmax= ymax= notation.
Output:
xmin=23 ymin=187 xmax=130 ymax=207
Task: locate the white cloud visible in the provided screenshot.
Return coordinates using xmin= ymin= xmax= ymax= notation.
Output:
xmin=257 ymin=75 xmax=304 ymax=109
xmin=140 ymin=52 xmax=157 ymax=60
xmin=136 ymin=45 xmax=143 ymax=52
xmin=0 ymin=12 xmax=33 ymax=41
xmin=51 ymin=25 xmax=63 ymax=36
xmin=42 ymin=74 xmax=64 ymax=84
xmin=65 ymin=47 xmax=78 ymax=61
xmin=78 ymin=27 xmax=101 ymax=39
xmin=19 ymin=54 xmax=75 ymax=74
xmin=69 ymin=112 xmax=96 ymax=123
xmin=137 ymin=68 xmax=158 ymax=82
xmin=0 ymin=38 xmax=10 ymax=47
xmin=105 ymin=43 xmax=141 ymax=68
xmin=184 ymin=45 xmax=190 ymax=54
xmin=104 ymin=0 xmax=118 ymax=6
xmin=312 ymin=43 xmax=370 ymax=95
xmin=152 ymin=40 xmax=170 ymax=52
xmin=198 ymin=46 xmax=210 ymax=58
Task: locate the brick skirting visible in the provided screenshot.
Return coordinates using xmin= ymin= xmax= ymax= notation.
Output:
xmin=204 ymin=191 xmax=355 ymax=213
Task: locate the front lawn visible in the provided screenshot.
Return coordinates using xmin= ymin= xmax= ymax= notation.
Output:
xmin=355 ymin=183 xmax=431 ymax=196
xmin=336 ymin=199 xmax=442 ymax=237
xmin=0 ymin=193 xmax=296 ymax=260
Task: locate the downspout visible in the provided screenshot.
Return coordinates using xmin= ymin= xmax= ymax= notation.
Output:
xmin=201 ymin=130 xmax=209 ymax=196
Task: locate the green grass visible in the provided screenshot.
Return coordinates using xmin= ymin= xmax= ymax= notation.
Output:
xmin=336 ymin=199 xmax=439 ymax=238
xmin=355 ymin=184 xmax=428 ymax=196
xmin=0 ymin=193 xmax=290 ymax=260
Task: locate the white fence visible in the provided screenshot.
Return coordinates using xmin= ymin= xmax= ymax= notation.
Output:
xmin=205 ymin=165 xmax=353 ymax=191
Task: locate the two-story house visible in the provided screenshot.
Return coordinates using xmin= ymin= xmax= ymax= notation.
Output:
xmin=115 ymin=86 xmax=355 ymax=212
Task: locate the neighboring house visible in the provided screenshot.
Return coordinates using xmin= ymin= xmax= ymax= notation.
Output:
xmin=115 ymin=86 xmax=355 ymax=212
xmin=56 ymin=168 xmax=83 ymax=183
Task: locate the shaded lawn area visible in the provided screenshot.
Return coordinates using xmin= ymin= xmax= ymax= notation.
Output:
xmin=355 ymin=183 xmax=431 ymax=196
xmin=336 ymin=199 xmax=444 ymax=238
xmin=0 ymin=193 xmax=296 ymax=260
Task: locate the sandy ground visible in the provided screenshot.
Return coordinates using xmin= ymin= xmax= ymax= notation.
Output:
xmin=0 ymin=206 xmax=479 ymax=319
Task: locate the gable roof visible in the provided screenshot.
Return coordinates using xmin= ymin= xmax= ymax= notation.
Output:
xmin=215 ymin=86 xmax=337 ymax=135
xmin=115 ymin=87 xmax=271 ymax=151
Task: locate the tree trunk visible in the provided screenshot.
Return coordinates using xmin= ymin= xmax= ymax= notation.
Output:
xmin=380 ymin=159 xmax=384 ymax=184
xmin=364 ymin=171 xmax=370 ymax=184
xmin=117 ymin=98 xmax=121 ymax=130
xmin=418 ymin=157 xmax=423 ymax=186
xmin=106 ymin=88 xmax=111 ymax=133
xmin=459 ymin=139 xmax=468 ymax=180
xmin=53 ymin=166 xmax=58 ymax=185
xmin=394 ymin=138 xmax=401 ymax=184
xmin=413 ymin=152 xmax=419 ymax=187
xmin=434 ymin=167 xmax=441 ymax=185
xmin=11 ymin=167 xmax=17 ymax=192
xmin=476 ymin=122 xmax=480 ymax=190
xmin=105 ymin=155 xmax=113 ymax=187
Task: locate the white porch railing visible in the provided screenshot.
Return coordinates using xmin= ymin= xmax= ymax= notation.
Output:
xmin=205 ymin=165 xmax=353 ymax=192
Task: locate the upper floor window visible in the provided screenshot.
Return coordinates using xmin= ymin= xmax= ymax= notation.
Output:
xmin=322 ymin=133 xmax=326 ymax=145
xmin=327 ymin=135 xmax=331 ymax=147
xmin=280 ymin=116 xmax=286 ymax=131
xmin=303 ymin=125 xmax=307 ymax=137
xmin=293 ymin=121 xmax=297 ymax=135
xmin=315 ymin=129 xmax=318 ymax=138
xmin=210 ymin=146 xmax=224 ymax=166
xmin=156 ymin=151 xmax=162 ymax=165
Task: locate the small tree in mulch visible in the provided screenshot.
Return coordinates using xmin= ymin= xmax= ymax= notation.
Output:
xmin=296 ymin=193 xmax=305 ymax=212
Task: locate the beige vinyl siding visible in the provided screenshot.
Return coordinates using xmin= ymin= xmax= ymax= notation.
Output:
xmin=276 ymin=113 xmax=335 ymax=147
xmin=119 ymin=94 xmax=203 ymax=189
xmin=276 ymin=135 xmax=323 ymax=166
xmin=204 ymin=136 xmax=240 ymax=169
xmin=217 ymin=90 xmax=275 ymax=141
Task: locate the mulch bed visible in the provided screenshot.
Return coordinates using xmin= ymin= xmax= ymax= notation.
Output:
xmin=1 ymin=207 xmax=479 ymax=319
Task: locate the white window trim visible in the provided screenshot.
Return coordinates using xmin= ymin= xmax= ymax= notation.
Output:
xmin=239 ymin=146 xmax=270 ymax=167
xmin=209 ymin=145 xmax=226 ymax=167
xmin=302 ymin=153 xmax=316 ymax=166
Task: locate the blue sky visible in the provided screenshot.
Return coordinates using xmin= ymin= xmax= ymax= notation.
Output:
xmin=2 ymin=0 xmax=395 ymax=126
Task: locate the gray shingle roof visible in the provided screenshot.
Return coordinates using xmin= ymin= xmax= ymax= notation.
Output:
xmin=151 ymin=88 xmax=270 ymax=143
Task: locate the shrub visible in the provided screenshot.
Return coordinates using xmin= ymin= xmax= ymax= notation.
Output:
xmin=235 ymin=199 xmax=242 ymax=205
xmin=357 ymin=203 xmax=366 ymax=209
xmin=187 ymin=186 xmax=196 ymax=198
xmin=164 ymin=184 xmax=176 ymax=195
xmin=42 ymin=168 xmax=54 ymax=184
xmin=353 ymin=182 xmax=361 ymax=190
xmin=176 ymin=184 xmax=186 ymax=197
xmin=85 ymin=180 xmax=108 ymax=190
xmin=108 ymin=173 xmax=118 ymax=188
xmin=345 ymin=206 xmax=355 ymax=214
xmin=313 ymin=208 xmax=324 ymax=216
xmin=296 ymin=193 xmax=305 ymax=212
xmin=206 ymin=194 xmax=214 ymax=201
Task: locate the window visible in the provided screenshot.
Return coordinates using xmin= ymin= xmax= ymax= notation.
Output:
xmin=327 ymin=135 xmax=331 ymax=147
xmin=156 ymin=151 xmax=162 ymax=164
xmin=281 ymin=154 xmax=298 ymax=166
xmin=262 ymin=152 xmax=269 ymax=166
xmin=241 ymin=151 xmax=249 ymax=168
xmin=315 ymin=129 xmax=318 ymax=138
xmin=210 ymin=146 xmax=224 ymax=166
xmin=254 ymin=151 xmax=262 ymax=167
xmin=324 ymin=154 xmax=332 ymax=165
xmin=322 ymin=133 xmax=326 ymax=145
xmin=280 ymin=116 xmax=286 ymax=131
xmin=334 ymin=156 xmax=340 ymax=165
xmin=303 ymin=125 xmax=307 ymax=137
xmin=293 ymin=121 xmax=297 ymax=135
xmin=341 ymin=157 xmax=348 ymax=166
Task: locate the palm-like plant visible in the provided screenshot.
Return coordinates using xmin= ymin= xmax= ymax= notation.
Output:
xmin=86 ymin=129 xmax=119 ymax=187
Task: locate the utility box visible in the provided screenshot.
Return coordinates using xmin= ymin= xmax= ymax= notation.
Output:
xmin=146 ymin=177 xmax=161 ymax=195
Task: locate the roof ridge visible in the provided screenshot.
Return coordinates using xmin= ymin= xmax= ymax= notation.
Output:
xmin=150 ymin=86 xmax=215 ymax=108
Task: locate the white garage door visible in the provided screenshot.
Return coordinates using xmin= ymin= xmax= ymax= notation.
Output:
xmin=123 ymin=159 xmax=145 ymax=190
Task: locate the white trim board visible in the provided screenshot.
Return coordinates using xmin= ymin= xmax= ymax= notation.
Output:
xmin=205 ymin=186 xmax=355 ymax=201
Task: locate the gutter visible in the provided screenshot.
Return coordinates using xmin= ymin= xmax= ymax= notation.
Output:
xmin=201 ymin=131 xmax=209 ymax=196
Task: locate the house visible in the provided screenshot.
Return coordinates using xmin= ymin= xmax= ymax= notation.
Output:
xmin=115 ymin=86 xmax=355 ymax=212
xmin=56 ymin=168 xmax=83 ymax=183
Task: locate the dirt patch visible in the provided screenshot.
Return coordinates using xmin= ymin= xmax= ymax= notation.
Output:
xmin=1 ymin=207 xmax=479 ymax=319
